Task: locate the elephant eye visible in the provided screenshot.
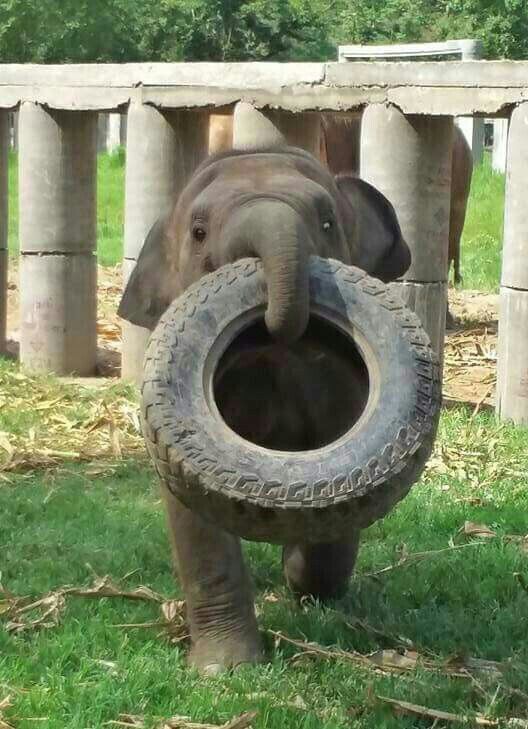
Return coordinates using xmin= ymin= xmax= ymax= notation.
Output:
xmin=192 ymin=226 xmax=207 ymax=242
xmin=322 ymin=220 xmax=333 ymax=232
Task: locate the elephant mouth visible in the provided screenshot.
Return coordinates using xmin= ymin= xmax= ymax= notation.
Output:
xmin=212 ymin=314 xmax=371 ymax=453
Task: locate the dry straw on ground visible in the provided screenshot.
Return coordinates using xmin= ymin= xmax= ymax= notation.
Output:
xmin=1 ymin=272 xmax=506 ymax=478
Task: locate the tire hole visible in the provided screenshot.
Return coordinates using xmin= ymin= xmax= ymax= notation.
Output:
xmin=213 ymin=316 xmax=369 ymax=452
xmin=234 ymin=501 xmax=246 ymax=515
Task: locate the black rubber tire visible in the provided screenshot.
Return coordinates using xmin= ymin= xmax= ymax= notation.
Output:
xmin=141 ymin=257 xmax=441 ymax=544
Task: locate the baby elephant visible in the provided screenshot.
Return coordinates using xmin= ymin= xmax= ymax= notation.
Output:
xmin=119 ymin=135 xmax=410 ymax=675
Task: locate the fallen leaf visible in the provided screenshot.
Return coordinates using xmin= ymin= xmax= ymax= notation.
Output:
xmin=0 ymin=695 xmax=14 ymax=729
xmin=68 ymin=575 xmax=163 ymax=603
xmin=460 ymin=522 xmax=497 ymax=540
xmin=5 ymin=592 xmax=65 ymax=633
xmin=362 ymin=541 xmax=483 ymax=578
xmin=106 ymin=715 xmax=145 ymax=728
xmin=444 ymin=655 xmax=504 ymax=680
xmin=1 ymin=575 xmax=167 ymax=635
xmin=377 ymin=695 xmax=498 ymax=726
xmin=367 ymin=649 xmax=423 ymax=673
xmin=108 ymin=713 xmax=258 ymax=729
xmin=271 ymin=631 xmax=505 ymax=681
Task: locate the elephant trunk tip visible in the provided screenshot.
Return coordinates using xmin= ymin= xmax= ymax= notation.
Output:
xmin=264 ymin=293 xmax=310 ymax=345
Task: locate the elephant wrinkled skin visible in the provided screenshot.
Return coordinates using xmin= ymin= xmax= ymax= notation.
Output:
xmin=119 ymin=143 xmax=411 ymax=675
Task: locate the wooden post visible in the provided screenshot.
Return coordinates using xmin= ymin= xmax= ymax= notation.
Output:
xmin=0 ymin=112 xmax=8 ymax=354
xmin=497 ymin=103 xmax=528 ymax=424
xmin=361 ymin=105 xmax=453 ymax=363
xmin=122 ymin=104 xmax=209 ymax=382
xmin=19 ymin=103 xmax=98 ymax=375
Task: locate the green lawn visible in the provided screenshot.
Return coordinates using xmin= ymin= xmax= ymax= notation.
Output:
xmin=7 ymin=149 xmax=505 ymax=290
xmin=460 ymin=153 xmax=505 ymax=292
xmin=1 ymin=383 xmax=528 ymax=727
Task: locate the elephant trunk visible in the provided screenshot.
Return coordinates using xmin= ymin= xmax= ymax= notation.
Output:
xmin=233 ymin=200 xmax=310 ymax=343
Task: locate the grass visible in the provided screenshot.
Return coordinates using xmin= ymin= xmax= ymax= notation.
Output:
xmin=0 ymin=358 xmax=527 ymax=728
xmin=460 ymin=153 xmax=506 ymax=293
xmin=7 ymin=149 xmax=504 ymax=290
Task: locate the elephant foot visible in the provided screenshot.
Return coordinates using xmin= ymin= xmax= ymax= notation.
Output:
xmin=282 ymin=532 xmax=361 ymax=601
xmin=189 ymin=625 xmax=263 ymax=676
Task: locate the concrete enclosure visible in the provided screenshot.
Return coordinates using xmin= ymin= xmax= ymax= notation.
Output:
xmin=0 ymin=61 xmax=527 ymax=423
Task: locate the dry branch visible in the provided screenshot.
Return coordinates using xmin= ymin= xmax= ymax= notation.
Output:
xmin=107 ymin=712 xmax=258 ymax=729
xmin=361 ymin=541 xmax=483 ymax=578
xmin=377 ymin=695 xmax=528 ymax=727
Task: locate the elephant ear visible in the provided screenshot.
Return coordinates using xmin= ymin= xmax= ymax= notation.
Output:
xmin=118 ymin=213 xmax=181 ymax=330
xmin=335 ymin=174 xmax=411 ymax=283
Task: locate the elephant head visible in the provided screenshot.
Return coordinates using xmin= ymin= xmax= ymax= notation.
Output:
xmin=118 ymin=143 xmax=410 ymax=343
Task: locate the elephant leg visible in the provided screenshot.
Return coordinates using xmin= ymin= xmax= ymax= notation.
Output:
xmin=161 ymin=485 xmax=263 ymax=675
xmin=282 ymin=530 xmax=361 ymax=600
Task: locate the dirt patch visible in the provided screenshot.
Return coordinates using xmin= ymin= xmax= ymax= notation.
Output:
xmin=445 ymin=288 xmax=497 ymax=409
xmin=5 ymin=264 xmax=499 ymax=408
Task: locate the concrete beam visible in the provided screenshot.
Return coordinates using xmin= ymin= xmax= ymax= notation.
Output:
xmin=0 ymin=62 xmax=527 ymax=115
xmin=0 ymin=63 xmax=326 ymax=89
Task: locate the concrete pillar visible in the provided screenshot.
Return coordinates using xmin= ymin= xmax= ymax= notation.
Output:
xmin=497 ymin=103 xmax=528 ymax=424
xmin=18 ymin=103 xmax=97 ymax=375
xmin=232 ymin=103 xmax=320 ymax=157
xmin=232 ymin=102 xmax=286 ymax=150
xmin=97 ymin=112 xmax=109 ymax=153
xmin=122 ymin=104 xmax=209 ymax=382
xmin=456 ymin=116 xmax=485 ymax=166
xmin=361 ymin=105 xmax=453 ymax=363
xmin=120 ymin=114 xmax=127 ymax=146
xmin=0 ymin=113 xmax=8 ymax=354
xmin=492 ymin=118 xmax=508 ymax=174
xmin=9 ymin=111 xmax=18 ymax=151
xmin=107 ymin=113 xmax=121 ymax=153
